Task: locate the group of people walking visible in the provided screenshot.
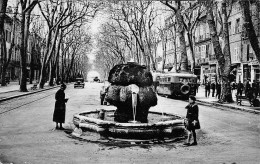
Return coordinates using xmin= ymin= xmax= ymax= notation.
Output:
xmin=235 ymin=80 xmax=259 ymax=100
xmin=204 ymin=81 xmax=222 ymax=99
xmin=204 ymin=79 xmax=260 ymax=101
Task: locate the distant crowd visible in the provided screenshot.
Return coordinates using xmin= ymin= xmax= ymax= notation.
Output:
xmin=203 ymin=80 xmax=260 ymax=101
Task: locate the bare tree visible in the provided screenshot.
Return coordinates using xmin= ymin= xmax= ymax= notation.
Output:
xmin=108 ymin=1 xmax=160 ymax=71
xmin=1 ymin=0 xmax=19 ymax=86
xmin=240 ymin=0 xmax=260 ymax=62
xmin=38 ymin=0 xmax=100 ymax=88
xmin=205 ymin=0 xmax=234 ymax=102
xmin=161 ymin=1 xmax=188 ymax=71
xmin=182 ymin=3 xmax=204 ymax=73
xmin=19 ymin=0 xmax=38 ymax=91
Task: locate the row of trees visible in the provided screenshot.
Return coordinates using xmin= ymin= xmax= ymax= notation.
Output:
xmin=94 ymin=0 xmax=260 ymax=103
xmin=0 ymin=0 xmax=98 ymax=91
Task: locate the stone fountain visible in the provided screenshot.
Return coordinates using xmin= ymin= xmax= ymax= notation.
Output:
xmin=72 ymin=62 xmax=186 ymax=142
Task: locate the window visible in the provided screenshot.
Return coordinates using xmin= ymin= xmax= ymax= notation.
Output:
xmin=195 ymin=27 xmax=199 ymax=42
xmin=5 ymin=30 xmax=11 ymax=43
xmin=201 ymin=45 xmax=206 ymax=58
xmin=206 ymin=44 xmax=210 ymax=57
xmin=228 ymin=22 xmax=231 ymax=35
xmin=235 ymin=18 xmax=240 ymax=33
xmin=200 ymin=24 xmax=204 ymax=40
xmin=206 ymin=24 xmax=210 ymax=38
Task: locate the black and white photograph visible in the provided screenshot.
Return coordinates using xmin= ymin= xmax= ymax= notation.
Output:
xmin=0 ymin=0 xmax=259 ymax=163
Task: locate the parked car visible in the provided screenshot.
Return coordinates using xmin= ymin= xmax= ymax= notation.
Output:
xmin=74 ymin=78 xmax=85 ymax=88
xmin=93 ymin=76 xmax=100 ymax=82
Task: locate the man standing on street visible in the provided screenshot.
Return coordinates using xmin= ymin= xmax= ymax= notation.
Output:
xmin=216 ymin=81 xmax=221 ymax=99
xmin=245 ymin=80 xmax=251 ymax=98
xmin=211 ymin=82 xmax=216 ymax=97
xmin=205 ymin=81 xmax=211 ymax=98
xmin=237 ymin=81 xmax=244 ymax=96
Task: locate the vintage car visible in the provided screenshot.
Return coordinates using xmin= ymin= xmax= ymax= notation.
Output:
xmin=100 ymin=81 xmax=110 ymax=105
xmin=74 ymin=78 xmax=85 ymax=88
xmin=154 ymin=72 xmax=197 ymax=99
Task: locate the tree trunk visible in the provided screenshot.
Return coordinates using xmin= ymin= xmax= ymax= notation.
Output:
xmin=240 ymin=0 xmax=260 ymax=61
xmin=187 ymin=32 xmax=195 ymax=73
xmin=30 ymin=62 xmax=35 ymax=84
xmin=30 ymin=39 xmax=36 ymax=84
xmin=176 ymin=11 xmax=188 ymax=71
xmin=221 ymin=1 xmax=233 ymax=103
xmin=206 ymin=2 xmax=233 ymax=103
xmin=0 ymin=0 xmax=8 ymax=86
xmin=48 ymin=62 xmax=55 ymax=86
xmin=19 ymin=11 xmax=28 ymax=92
xmin=38 ymin=27 xmax=59 ymax=88
xmin=162 ymin=34 xmax=167 ymax=72
xmin=39 ymin=65 xmax=47 ymax=88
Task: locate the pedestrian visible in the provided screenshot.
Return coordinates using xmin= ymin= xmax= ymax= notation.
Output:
xmin=53 ymin=84 xmax=68 ymax=130
xmin=183 ymin=95 xmax=200 ymax=146
xmin=245 ymin=80 xmax=251 ymax=98
xmin=247 ymin=86 xmax=254 ymax=103
xmin=253 ymin=80 xmax=259 ymax=99
xmin=211 ymin=82 xmax=216 ymax=97
xmin=196 ymin=80 xmax=200 ymax=93
xmin=216 ymin=81 xmax=221 ymax=99
xmin=205 ymin=81 xmax=211 ymax=97
xmin=237 ymin=81 xmax=244 ymax=96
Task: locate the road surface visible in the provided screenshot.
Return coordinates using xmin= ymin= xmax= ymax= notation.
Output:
xmin=0 ymin=82 xmax=259 ymax=164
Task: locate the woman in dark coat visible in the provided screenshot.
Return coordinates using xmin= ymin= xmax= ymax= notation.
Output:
xmin=184 ymin=95 xmax=200 ymax=146
xmin=53 ymin=84 xmax=68 ymax=129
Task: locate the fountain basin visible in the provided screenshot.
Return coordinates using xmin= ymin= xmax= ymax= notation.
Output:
xmin=73 ymin=110 xmax=186 ymax=141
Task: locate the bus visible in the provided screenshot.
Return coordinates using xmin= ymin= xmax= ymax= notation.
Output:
xmin=153 ymin=72 xmax=198 ymax=99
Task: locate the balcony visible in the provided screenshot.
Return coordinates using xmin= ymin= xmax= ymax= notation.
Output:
xmin=200 ymin=58 xmax=209 ymax=65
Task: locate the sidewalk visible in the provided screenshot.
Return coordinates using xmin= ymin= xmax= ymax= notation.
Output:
xmin=196 ymin=85 xmax=260 ymax=114
xmin=0 ymin=81 xmax=60 ymax=102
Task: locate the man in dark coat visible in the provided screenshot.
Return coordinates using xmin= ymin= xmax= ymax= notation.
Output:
xmin=184 ymin=95 xmax=200 ymax=146
xmin=216 ymin=81 xmax=221 ymax=99
xmin=252 ymin=80 xmax=259 ymax=98
xmin=211 ymin=82 xmax=216 ymax=97
xmin=237 ymin=81 xmax=244 ymax=96
xmin=53 ymin=84 xmax=68 ymax=129
xmin=245 ymin=80 xmax=251 ymax=98
xmin=205 ymin=81 xmax=211 ymax=98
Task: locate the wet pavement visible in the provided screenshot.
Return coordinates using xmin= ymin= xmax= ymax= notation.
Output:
xmin=0 ymin=82 xmax=259 ymax=163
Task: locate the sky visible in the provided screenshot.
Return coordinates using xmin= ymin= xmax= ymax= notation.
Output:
xmin=88 ymin=9 xmax=109 ymax=63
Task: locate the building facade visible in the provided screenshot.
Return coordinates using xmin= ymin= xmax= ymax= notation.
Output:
xmin=0 ymin=14 xmax=42 ymax=83
xmin=160 ymin=1 xmax=260 ymax=84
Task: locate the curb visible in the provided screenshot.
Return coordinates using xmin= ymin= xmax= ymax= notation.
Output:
xmin=196 ymin=100 xmax=260 ymax=115
xmin=0 ymin=85 xmax=60 ymax=102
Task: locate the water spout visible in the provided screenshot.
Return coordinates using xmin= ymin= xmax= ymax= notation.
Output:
xmin=130 ymin=84 xmax=139 ymax=123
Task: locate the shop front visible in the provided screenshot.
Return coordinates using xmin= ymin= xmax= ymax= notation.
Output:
xmin=248 ymin=60 xmax=260 ymax=83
